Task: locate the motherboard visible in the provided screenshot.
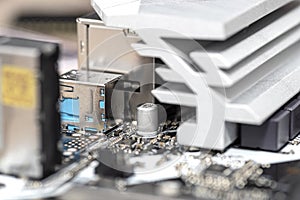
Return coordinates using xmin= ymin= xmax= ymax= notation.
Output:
xmin=2 ymin=1 xmax=300 ymax=200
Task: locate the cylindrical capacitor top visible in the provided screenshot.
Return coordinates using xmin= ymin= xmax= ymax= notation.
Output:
xmin=137 ymin=103 xmax=159 ymax=137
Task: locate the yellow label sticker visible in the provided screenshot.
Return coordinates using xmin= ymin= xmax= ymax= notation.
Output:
xmin=1 ymin=66 xmax=36 ymax=108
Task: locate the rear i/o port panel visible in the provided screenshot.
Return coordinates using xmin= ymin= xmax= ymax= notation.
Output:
xmin=60 ymin=70 xmax=121 ymax=133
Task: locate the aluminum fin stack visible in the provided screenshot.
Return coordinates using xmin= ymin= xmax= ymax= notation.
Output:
xmin=92 ymin=0 xmax=300 ymax=150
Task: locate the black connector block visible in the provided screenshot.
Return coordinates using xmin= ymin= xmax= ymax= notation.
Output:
xmin=285 ymin=99 xmax=300 ymax=139
xmin=241 ymin=110 xmax=290 ymax=151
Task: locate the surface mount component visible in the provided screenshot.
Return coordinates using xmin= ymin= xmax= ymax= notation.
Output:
xmin=0 ymin=37 xmax=61 ymax=179
xmin=60 ymin=70 xmax=121 ymax=132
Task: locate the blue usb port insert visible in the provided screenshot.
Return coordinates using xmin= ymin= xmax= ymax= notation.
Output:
xmin=60 ymin=98 xmax=80 ymax=123
xmin=99 ymin=100 xmax=105 ymax=109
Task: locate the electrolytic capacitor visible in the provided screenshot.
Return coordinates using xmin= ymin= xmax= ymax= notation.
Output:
xmin=137 ymin=103 xmax=159 ymax=137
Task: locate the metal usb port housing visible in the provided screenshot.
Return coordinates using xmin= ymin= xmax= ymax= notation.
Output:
xmin=60 ymin=70 xmax=121 ymax=132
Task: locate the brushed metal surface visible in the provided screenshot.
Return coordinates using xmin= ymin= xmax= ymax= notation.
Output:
xmin=0 ymin=46 xmax=42 ymax=178
xmin=92 ymin=0 xmax=292 ymax=40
